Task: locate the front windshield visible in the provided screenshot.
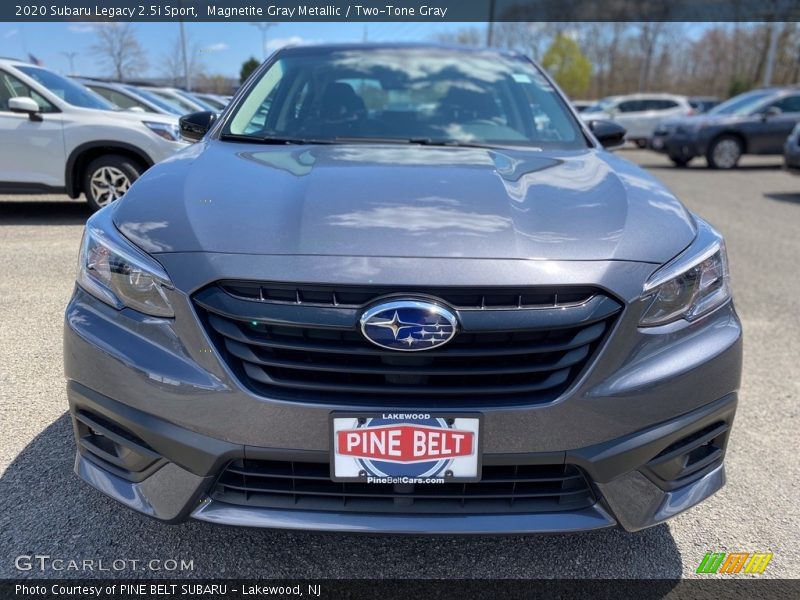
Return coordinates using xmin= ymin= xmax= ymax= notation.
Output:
xmin=584 ymin=97 xmax=617 ymax=113
xmin=147 ymin=89 xmax=201 ymax=114
xmin=176 ymin=90 xmax=216 ymax=111
xmin=708 ymin=90 xmax=774 ymax=116
xmin=224 ymin=47 xmax=587 ymax=149
xmin=16 ymin=66 xmax=113 ymax=110
xmin=123 ymin=85 xmax=182 ymax=115
xmin=198 ymin=94 xmax=227 ymax=110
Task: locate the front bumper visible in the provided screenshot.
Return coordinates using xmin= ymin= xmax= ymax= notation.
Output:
xmin=68 ymin=380 xmax=737 ymax=533
xmin=651 ymin=132 xmax=703 ymax=160
xmin=784 ymin=140 xmax=800 ymax=173
xmin=65 ymin=262 xmax=742 ymax=533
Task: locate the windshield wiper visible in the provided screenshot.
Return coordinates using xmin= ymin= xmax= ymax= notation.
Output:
xmin=408 ymin=138 xmax=498 ymax=149
xmin=220 ymin=133 xmax=530 ymax=149
xmin=219 ymin=133 xmax=335 ymax=144
xmin=329 ymin=136 xmax=502 ymax=149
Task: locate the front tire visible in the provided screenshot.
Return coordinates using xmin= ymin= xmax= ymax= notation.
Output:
xmin=706 ymin=135 xmax=743 ymax=169
xmin=83 ymin=155 xmax=143 ymax=211
xmin=634 ymin=139 xmax=648 ymax=149
xmin=669 ymin=154 xmax=691 ymax=167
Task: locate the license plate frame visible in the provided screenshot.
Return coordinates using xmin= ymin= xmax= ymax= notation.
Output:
xmin=330 ymin=412 xmax=483 ymax=483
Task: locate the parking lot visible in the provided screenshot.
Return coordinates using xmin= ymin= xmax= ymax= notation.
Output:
xmin=0 ymin=149 xmax=797 ymax=579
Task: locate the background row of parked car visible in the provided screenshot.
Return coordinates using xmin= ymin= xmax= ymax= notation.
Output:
xmin=0 ymin=56 xmax=234 ymax=210
xmin=3 ymin=53 xmax=800 ymax=215
xmin=573 ymin=88 xmax=800 ymax=171
xmin=78 ymin=78 xmax=231 ymax=115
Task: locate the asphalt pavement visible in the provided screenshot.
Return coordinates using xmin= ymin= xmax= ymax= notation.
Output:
xmin=0 ymin=150 xmax=797 ymax=580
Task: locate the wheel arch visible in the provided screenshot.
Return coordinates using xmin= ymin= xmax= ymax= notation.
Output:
xmin=65 ymin=141 xmax=153 ymax=198
xmin=709 ymin=130 xmax=748 ymax=155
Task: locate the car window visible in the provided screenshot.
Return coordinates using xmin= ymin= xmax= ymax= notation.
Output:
xmin=769 ymin=95 xmax=800 ymax=114
xmin=147 ymin=89 xmax=198 ymax=114
xmin=617 ymin=100 xmax=642 ymax=113
xmin=225 ymin=47 xmax=587 ymax=149
xmin=709 ymin=90 xmax=776 ymax=116
xmin=124 ymin=86 xmax=181 ymax=115
xmin=91 ymin=87 xmax=146 ymax=111
xmin=0 ymin=70 xmax=56 ymax=112
xmin=15 ymin=66 xmax=112 ymax=110
xmin=585 ymin=97 xmax=618 ymax=112
xmin=654 ymin=99 xmax=679 ymax=110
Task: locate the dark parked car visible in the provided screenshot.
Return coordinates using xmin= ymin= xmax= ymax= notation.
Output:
xmin=784 ymin=123 xmax=800 ymax=173
xmin=651 ymin=88 xmax=800 ymax=168
xmin=688 ymin=96 xmax=720 ymax=114
xmin=64 ymin=44 xmax=741 ymax=534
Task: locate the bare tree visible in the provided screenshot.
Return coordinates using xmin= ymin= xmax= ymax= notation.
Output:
xmin=90 ymin=23 xmax=147 ymax=82
xmin=430 ymin=22 xmax=800 ymax=100
xmin=435 ymin=27 xmax=483 ymax=46
xmin=162 ymin=36 xmax=206 ymax=89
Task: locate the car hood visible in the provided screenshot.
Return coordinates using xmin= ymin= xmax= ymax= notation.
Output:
xmin=113 ymin=142 xmax=696 ymax=263
xmin=74 ymin=106 xmax=179 ymax=126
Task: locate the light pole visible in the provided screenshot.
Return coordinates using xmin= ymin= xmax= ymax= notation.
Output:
xmin=251 ymin=22 xmax=276 ymax=60
xmin=763 ymin=23 xmax=779 ymax=87
xmin=61 ymin=51 xmax=77 ymax=75
xmin=177 ymin=0 xmax=190 ymax=90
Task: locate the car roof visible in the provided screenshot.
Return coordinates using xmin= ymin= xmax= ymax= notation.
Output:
xmin=75 ymin=78 xmax=124 ymax=89
xmin=0 ymin=58 xmax=40 ymax=69
xmin=613 ymin=93 xmax=688 ymax=100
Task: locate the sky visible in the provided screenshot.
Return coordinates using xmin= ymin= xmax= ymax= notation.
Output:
xmin=0 ymin=21 xmax=472 ymax=78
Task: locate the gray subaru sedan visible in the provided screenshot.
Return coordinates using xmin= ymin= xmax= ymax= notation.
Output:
xmin=64 ymin=44 xmax=741 ymax=533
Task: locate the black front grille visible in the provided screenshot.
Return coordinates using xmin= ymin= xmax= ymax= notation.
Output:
xmin=194 ymin=283 xmax=621 ymax=405
xmin=211 ymin=459 xmax=596 ymax=514
xmin=220 ymin=281 xmax=597 ymax=310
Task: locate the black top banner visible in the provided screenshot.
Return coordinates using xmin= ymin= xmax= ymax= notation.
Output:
xmin=4 ymin=0 xmax=800 ymax=23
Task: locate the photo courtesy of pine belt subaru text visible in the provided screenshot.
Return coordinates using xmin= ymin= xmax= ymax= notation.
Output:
xmin=63 ymin=44 xmax=742 ymax=533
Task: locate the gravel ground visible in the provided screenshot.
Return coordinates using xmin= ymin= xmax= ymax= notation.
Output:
xmin=0 ymin=150 xmax=797 ymax=580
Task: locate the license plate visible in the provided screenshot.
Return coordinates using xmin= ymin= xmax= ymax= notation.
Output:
xmin=330 ymin=412 xmax=482 ymax=483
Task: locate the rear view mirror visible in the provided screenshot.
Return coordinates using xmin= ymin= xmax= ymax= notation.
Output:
xmin=762 ymin=106 xmax=782 ymax=120
xmin=179 ymin=111 xmax=217 ymax=142
xmin=8 ymin=96 xmax=42 ymax=121
xmin=589 ymin=120 xmax=626 ymax=149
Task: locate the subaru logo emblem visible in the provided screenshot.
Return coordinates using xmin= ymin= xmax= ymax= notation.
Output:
xmin=360 ymin=300 xmax=457 ymax=352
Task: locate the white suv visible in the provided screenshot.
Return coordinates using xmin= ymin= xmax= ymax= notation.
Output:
xmin=581 ymin=93 xmax=693 ymax=147
xmin=0 ymin=58 xmax=187 ymax=211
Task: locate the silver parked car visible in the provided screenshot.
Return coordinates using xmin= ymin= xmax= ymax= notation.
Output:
xmin=64 ymin=44 xmax=741 ymax=533
xmin=582 ymin=93 xmax=693 ymax=147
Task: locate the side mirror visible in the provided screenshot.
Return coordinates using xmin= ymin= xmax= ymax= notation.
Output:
xmin=8 ymin=96 xmax=42 ymax=121
xmin=179 ymin=111 xmax=217 ymax=142
xmin=762 ymin=106 xmax=782 ymax=120
xmin=589 ymin=120 xmax=626 ymax=149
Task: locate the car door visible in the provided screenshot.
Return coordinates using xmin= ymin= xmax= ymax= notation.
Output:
xmin=0 ymin=69 xmax=66 ymax=188
xmin=611 ymin=99 xmax=644 ymax=137
xmin=751 ymin=94 xmax=800 ymax=154
xmin=635 ymin=99 xmax=670 ymax=138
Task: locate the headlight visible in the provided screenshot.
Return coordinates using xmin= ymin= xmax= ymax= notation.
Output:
xmin=640 ymin=218 xmax=731 ymax=327
xmin=77 ymin=208 xmax=174 ymax=317
xmin=143 ymin=121 xmax=181 ymax=141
